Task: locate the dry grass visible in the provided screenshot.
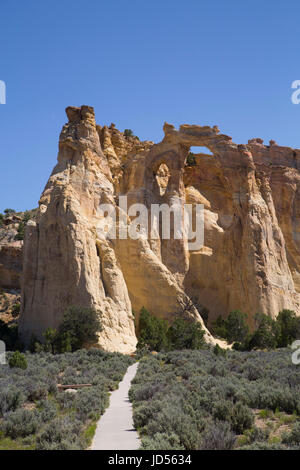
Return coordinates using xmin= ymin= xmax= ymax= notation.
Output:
xmin=254 ymin=409 xmax=297 ymax=442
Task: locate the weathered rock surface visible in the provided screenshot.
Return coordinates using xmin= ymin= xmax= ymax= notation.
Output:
xmin=18 ymin=107 xmax=300 ymax=351
xmin=19 ymin=106 xmax=137 ymax=353
xmin=0 ymin=209 xmax=38 ymax=292
xmin=0 ymin=217 xmax=24 ymax=291
xmin=0 ymin=243 xmax=23 ymax=290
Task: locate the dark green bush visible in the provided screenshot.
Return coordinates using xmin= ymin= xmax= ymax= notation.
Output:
xmin=137 ymin=308 xmax=205 ymax=352
xmin=276 ymin=309 xmax=300 ymax=347
xmin=15 ymin=221 xmax=25 ymax=240
xmin=167 ymin=317 xmax=205 ymax=350
xmin=4 ymin=208 xmax=15 ymax=214
xmin=186 ymin=152 xmax=197 ymax=166
xmin=58 ymin=306 xmax=103 ymax=351
xmin=212 ymin=315 xmax=227 ymax=339
xmin=225 ymin=311 xmax=249 ymax=343
xmin=124 ymin=129 xmax=134 ymax=138
xmin=137 ymin=307 xmax=169 ymax=351
xmin=249 ymin=313 xmax=278 ymax=350
xmin=11 ymin=302 xmax=21 ymax=318
xmin=213 ymin=344 xmax=227 ymax=356
xmin=8 ymin=351 xmax=27 ymax=369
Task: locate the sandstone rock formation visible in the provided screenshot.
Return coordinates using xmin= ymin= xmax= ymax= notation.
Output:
xmin=18 ymin=106 xmax=300 ymax=352
xmin=0 ymin=243 xmax=22 ymax=290
xmin=0 ymin=215 xmax=24 ymax=291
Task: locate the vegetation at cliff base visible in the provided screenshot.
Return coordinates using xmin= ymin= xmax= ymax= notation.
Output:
xmin=136 ymin=307 xmax=205 ymax=352
xmin=130 ymin=349 xmax=300 ymax=450
xmin=33 ymin=306 xmax=103 ymax=354
xmin=213 ymin=309 xmax=300 ymax=351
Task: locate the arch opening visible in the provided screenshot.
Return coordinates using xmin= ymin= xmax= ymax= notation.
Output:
xmin=186 ymin=146 xmax=213 ymax=167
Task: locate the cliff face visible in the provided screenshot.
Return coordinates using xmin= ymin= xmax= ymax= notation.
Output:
xmin=18 ymin=106 xmax=300 ymax=351
xmin=0 ymin=215 xmax=24 ymax=290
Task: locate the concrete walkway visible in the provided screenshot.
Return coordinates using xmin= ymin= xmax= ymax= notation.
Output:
xmin=92 ymin=362 xmax=140 ymax=450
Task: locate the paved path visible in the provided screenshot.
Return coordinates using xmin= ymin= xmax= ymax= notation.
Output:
xmin=92 ymin=362 xmax=140 ymax=450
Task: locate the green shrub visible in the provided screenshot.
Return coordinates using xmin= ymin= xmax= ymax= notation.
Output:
xmin=43 ymin=327 xmax=58 ymax=354
xmin=249 ymin=313 xmax=278 ymax=349
xmin=54 ymin=330 xmax=72 ymax=353
xmin=238 ymin=441 xmax=286 ymax=450
xmin=141 ymin=432 xmax=184 ymax=450
xmin=124 ymin=129 xmax=134 ymax=138
xmin=276 ymin=310 xmax=300 ymax=347
xmin=1 ymin=409 xmax=40 ymax=438
xmin=8 ymin=351 xmax=27 ymax=370
xmin=213 ymin=344 xmax=227 ymax=356
xmin=74 ymin=386 xmax=109 ymax=421
xmin=282 ymin=422 xmax=300 ymax=446
xmin=36 ymin=417 xmax=83 ymax=450
xmin=231 ymin=402 xmax=254 ymax=434
xmin=167 ymin=317 xmax=205 ymax=350
xmin=186 ymin=152 xmax=197 ymax=166
xmin=58 ymin=306 xmax=102 ymax=351
xmin=137 ymin=308 xmax=205 ymax=352
xmin=232 ymin=340 xmax=249 ymax=351
xmin=38 ymin=400 xmax=57 ymax=423
xmin=213 ymin=311 xmax=249 ymax=344
xmin=200 ymin=421 xmax=236 ymax=450
xmin=212 ymin=315 xmax=227 ymax=338
xmin=23 ymin=211 xmax=31 ymax=223
xmin=11 ymin=303 xmax=21 ymax=318
xmin=27 ymin=382 xmax=48 ymax=401
xmin=137 ymin=307 xmax=169 ymax=351
xmin=225 ymin=311 xmax=249 ymax=343
xmin=15 ymin=222 xmax=25 ymax=240
xmin=213 ymin=400 xmax=233 ymax=421
xmin=0 ymin=388 xmax=24 ymax=417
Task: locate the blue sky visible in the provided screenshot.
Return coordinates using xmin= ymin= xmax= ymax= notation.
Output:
xmin=0 ymin=0 xmax=300 ymax=212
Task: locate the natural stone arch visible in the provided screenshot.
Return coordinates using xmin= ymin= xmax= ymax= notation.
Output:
xmin=145 ymin=145 xmax=189 ymax=201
